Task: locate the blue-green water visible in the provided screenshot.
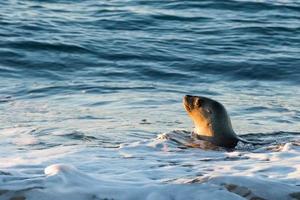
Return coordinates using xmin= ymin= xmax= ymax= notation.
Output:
xmin=0 ymin=1 xmax=299 ymax=199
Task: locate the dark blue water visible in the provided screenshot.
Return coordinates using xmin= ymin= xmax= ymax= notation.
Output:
xmin=0 ymin=0 xmax=300 ymax=141
xmin=1 ymin=0 xmax=300 ymax=81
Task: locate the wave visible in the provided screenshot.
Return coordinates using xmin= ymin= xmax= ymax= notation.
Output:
xmin=0 ymin=0 xmax=299 ymax=84
xmin=0 ymin=130 xmax=299 ymax=200
xmin=5 ymin=40 xmax=92 ymax=54
xmin=161 ymin=0 xmax=300 ymax=10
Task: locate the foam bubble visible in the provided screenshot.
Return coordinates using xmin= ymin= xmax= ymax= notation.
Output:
xmin=44 ymin=164 xmax=76 ymax=176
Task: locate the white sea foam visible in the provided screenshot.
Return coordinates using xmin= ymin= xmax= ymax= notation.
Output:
xmin=0 ymin=130 xmax=299 ymax=200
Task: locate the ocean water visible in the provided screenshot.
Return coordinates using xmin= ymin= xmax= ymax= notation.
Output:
xmin=0 ymin=0 xmax=300 ymax=199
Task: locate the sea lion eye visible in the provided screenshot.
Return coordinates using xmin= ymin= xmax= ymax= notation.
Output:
xmin=195 ymin=98 xmax=202 ymax=107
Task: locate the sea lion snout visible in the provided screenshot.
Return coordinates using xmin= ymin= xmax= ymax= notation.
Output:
xmin=183 ymin=95 xmax=193 ymax=104
xmin=183 ymin=95 xmax=203 ymax=111
xmin=183 ymin=95 xmax=195 ymax=111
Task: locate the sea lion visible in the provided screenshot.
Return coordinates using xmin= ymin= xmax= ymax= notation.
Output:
xmin=183 ymin=95 xmax=266 ymax=148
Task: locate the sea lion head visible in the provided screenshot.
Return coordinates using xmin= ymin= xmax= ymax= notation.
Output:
xmin=183 ymin=95 xmax=235 ymax=140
